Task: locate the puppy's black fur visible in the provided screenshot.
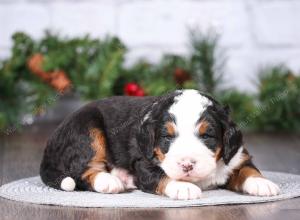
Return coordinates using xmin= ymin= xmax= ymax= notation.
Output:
xmin=40 ymin=93 xmax=180 ymax=192
xmin=40 ymin=90 xmax=245 ymax=194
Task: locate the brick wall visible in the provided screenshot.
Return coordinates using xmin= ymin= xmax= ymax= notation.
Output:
xmin=1 ymin=0 xmax=299 ymax=91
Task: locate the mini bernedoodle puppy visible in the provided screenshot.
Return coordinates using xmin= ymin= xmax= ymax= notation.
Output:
xmin=40 ymin=89 xmax=280 ymax=200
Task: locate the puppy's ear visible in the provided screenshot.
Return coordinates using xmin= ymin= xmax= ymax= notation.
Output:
xmin=221 ymin=107 xmax=243 ymax=164
xmin=136 ymin=100 xmax=163 ymax=160
xmin=136 ymin=115 xmax=156 ymax=160
xmin=136 ymin=92 xmax=179 ymax=160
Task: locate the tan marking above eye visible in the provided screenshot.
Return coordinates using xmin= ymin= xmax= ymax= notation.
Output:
xmin=165 ymin=121 xmax=176 ymax=136
xmin=199 ymin=120 xmax=209 ymax=135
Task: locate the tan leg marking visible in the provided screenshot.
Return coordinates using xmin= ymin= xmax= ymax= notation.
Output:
xmin=156 ymin=176 xmax=171 ymax=195
xmin=82 ymin=128 xmax=107 ymax=189
xmin=227 ymin=165 xmax=262 ymax=191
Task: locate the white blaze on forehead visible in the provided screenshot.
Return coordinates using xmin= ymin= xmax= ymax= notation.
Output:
xmin=169 ymin=90 xmax=212 ymax=134
xmin=161 ymin=90 xmax=215 ymax=181
xmin=165 ymin=90 xmax=212 ymax=157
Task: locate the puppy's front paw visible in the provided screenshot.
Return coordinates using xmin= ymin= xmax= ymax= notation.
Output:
xmin=242 ymin=177 xmax=280 ymax=196
xmin=93 ymin=172 xmax=125 ymax=194
xmin=164 ymin=180 xmax=202 ymax=200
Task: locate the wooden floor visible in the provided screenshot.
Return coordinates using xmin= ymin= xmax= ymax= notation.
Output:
xmin=0 ymin=123 xmax=300 ymax=220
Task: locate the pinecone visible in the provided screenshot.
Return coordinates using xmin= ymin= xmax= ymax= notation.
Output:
xmin=27 ymin=53 xmax=71 ymax=93
xmin=174 ymin=68 xmax=191 ymax=86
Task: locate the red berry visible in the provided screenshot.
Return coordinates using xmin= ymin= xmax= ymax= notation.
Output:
xmin=124 ymin=82 xmax=139 ymax=95
xmin=135 ymin=88 xmax=145 ymax=97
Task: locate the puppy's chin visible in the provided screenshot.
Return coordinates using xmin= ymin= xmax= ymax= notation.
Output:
xmin=160 ymin=157 xmax=217 ymax=183
xmin=174 ymin=171 xmax=213 ymax=183
xmin=179 ymin=174 xmax=208 ymax=183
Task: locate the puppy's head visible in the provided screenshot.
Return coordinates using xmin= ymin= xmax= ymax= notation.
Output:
xmin=137 ymin=89 xmax=243 ymax=182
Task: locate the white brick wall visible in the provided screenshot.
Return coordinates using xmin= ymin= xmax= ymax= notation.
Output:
xmin=0 ymin=0 xmax=300 ymax=92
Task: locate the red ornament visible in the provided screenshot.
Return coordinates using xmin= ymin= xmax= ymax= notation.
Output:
xmin=124 ymin=82 xmax=145 ymax=96
xmin=135 ymin=88 xmax=145 ymax=96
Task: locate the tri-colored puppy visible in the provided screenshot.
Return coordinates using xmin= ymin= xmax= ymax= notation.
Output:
xmin=40 ymin=89 xmax=280 ymax=199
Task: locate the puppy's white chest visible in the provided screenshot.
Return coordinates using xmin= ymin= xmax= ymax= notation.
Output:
xmin=195 ymin=164 xmax=231 ymax=190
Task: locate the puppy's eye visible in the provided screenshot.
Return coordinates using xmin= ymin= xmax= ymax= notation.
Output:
xmin=162 ymin=134 xmax=174 ymax=140
xmin=200 ymin=134 xmax=214 ymax=139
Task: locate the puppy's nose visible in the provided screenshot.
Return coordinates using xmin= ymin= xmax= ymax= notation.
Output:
xmin=180 ymin=160 xmax=195 ymax=172
xmin=182 ymin=163 xmax=193 ymax=172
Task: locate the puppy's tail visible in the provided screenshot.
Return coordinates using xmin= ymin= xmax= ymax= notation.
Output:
xmin=60 ymin=177 xmax=76 ymax=191
xmin=40 ymin=170 xmax=76 ymax=191
xmin=40 ymin=161 xmax=76 ymax=191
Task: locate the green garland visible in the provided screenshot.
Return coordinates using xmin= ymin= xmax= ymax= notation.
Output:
xmin=0 ymin=33 xmax=56 ymax=132
xmin=255 ymin=66 xmax=300 ymax=131
xmin=0 ymin=31 xmax=299 ymax=133
xmin=189 ymin=29 xmax=224 ymax=95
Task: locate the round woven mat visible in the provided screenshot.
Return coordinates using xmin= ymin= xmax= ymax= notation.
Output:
xmin=0 ymin=171 xmax=300 ymax=208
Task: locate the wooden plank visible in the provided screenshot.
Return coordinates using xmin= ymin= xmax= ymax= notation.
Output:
xmin=0 ymin=198 xmax=299 ymax=220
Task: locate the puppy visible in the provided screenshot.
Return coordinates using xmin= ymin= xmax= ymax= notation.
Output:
xmin=40 ymin=89 xmax=280 ymax=199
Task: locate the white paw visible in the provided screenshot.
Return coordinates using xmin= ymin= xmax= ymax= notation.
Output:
xmin=93 ymin=172 xmax=125 ymax=194
xmin=243 ymin=177 xmax=280 ymax=196
xmin=164 ymin=180 xmax=202 ymax=200
xmin=111 ymin=168 xmax=137 ymax=190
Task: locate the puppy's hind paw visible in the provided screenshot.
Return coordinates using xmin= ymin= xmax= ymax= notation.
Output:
xmin=93 ymin=172 xmax=125 ymax=194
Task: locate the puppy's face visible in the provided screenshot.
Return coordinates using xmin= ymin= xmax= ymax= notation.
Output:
xmin=143 ymin=90 xmax=242 ymax=182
